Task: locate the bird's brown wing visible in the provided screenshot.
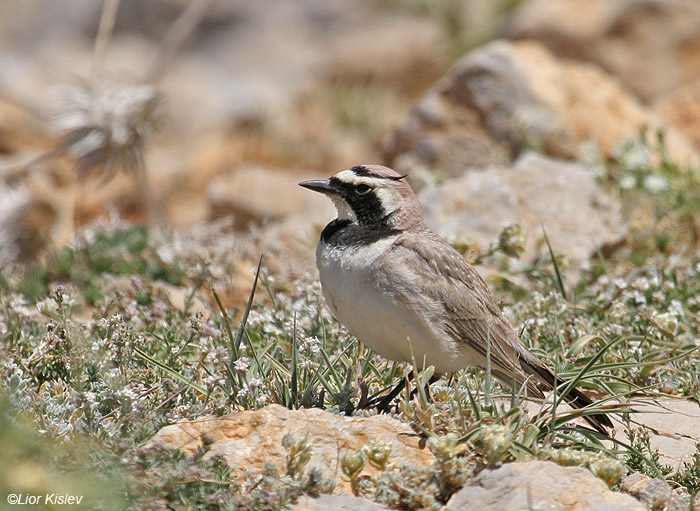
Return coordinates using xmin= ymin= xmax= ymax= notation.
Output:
xmin=384 ymin=230 xmax=547 ymax=396
xmin=385 ymin=230 xmax=612 ymax=432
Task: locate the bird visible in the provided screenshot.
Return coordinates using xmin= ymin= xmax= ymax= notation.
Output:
xmin=299 ymin=164 xmax=612 ymax=433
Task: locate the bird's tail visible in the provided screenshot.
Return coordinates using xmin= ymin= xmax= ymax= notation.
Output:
xmin=518 ymin=357 xmax=613 ymax=434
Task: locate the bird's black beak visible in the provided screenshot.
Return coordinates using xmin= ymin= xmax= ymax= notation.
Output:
xmin=299 ymin=179 xmax=340 ymax=196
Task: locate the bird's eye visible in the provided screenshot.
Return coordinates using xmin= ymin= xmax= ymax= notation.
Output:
xmin=355 ymin=184 xmax=371 ymax=195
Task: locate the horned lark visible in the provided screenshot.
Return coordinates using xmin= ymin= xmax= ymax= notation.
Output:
xmin=300 ymin=164 xmax=612 ymax=432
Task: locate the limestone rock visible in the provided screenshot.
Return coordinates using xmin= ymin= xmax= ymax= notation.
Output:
xmin=147 ymin=404 xmax=435 ymax=494
xmin=292 ymin=494 xmax=390 ymax=511
xmin=383 ymin=40 xmax=699 ymax=180
xmin=0 ymin=161 xmax=77 ymax=263
xmin=418 ymin=151 xmax=627 ymax=272
xmin=655 ymin=78 xmax=700 ymax=149
xmin=444 ymin=460 xmax=645 ymax=511
xmin=0 ymin=189 xmax=59 ymax=263
xmin=613 ymin=398 xmax=700 ymax=467
xmin=205 ymin=165 xmax=337 ymax=304
xmin=621 ymin=472 xmax=691 ymax=511
xmin=249 ymin=215 xmax=322 ymax=292
xmin=505 ymin=0 xmax=700 ymax=102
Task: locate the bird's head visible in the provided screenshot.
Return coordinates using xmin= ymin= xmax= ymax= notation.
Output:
xmin=299 ymin=165 xmax=424 ymax=230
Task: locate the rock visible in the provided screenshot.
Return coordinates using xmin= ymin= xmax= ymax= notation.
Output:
xmin=204 ymin=165 xmax=337 ymax=305
xmin=251 ymin=215 xmax=320 ymax=280
xmin=504 ymin=0 xmax=700 ymax=102
xmin=444 ymin=460 xmax=645 ymax=511
xmin=292 ymin=494 xmax=389 ymax=511
xmin=383 ymin=40 xmax=700 ymax=180
xmin=418 ymin=151 xmax=627 ymax=273
xmin=654 ymin=78 xmax=700 ymax=149
xmin=0 ymin=163 xmax=75 ymax=264
xmin=207 ymin=166 xmax=334 ymax=230
xmin=492 ymin=397 xmax=699 ymax=471
xmin=147 ymin=404 xmax=435 ymax=494
xmin=327 ymin=16 xmax=446 ymax=87
xmin=621 ymin=472 xmax=691 ymax=511
xmin=613 ymin=397 xmax=700 ymax=467
xmin=0 ymin=189 xmax=59 ymax=263
xmin=206 ymin=214 xmax=322 ymax=309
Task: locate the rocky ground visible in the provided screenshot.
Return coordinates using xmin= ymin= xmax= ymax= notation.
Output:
xmin=148 ymin=401 xmax=699 ymax=510
xmin=1 ymin=0 xmax=700 ymax=510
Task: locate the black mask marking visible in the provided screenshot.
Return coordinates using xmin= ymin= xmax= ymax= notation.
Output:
xmin=329 ymin=177 xmax=386 ymax=226
xmin=321 ymin=219 xmax=399 ymax=247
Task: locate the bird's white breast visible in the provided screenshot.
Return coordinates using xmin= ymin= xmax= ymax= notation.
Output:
xmin=316 ymin=238 xmax=474 ymax=372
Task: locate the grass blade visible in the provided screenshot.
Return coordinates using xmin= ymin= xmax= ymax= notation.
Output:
xmin=542 ymin=226 xmax=567 ymax=300
xmin=134 ymin=347 xmax=207 ymax=395
xmin=236 ymin=255 xmax=264 ymax=352
xmin=553 ymin=336 xmax=622 ymax=412
xmin=291 ymin=313 xmax=299 ymax=408
xmin=212 ymin=287 xmax=239 ymax=363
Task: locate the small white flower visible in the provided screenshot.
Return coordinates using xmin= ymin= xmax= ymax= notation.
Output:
xmin=668 ymin=300 xmax=684 ymax=317
xmin=643 ymin=174 xmax=668 ymax=194
xmin=247 ymin=378 xmax=263 ymax=391
xmin=300 ymin=359 xmax=316 ymax=370
xmin=649 ymin=271 xmax=662 ymax=287
xmin=613 ymin=278 xmax=628 ymax=290
xmin=105 ymin=368 xmax=121 ymax=380
xmin=651 ymin=291 xmax=665 ymax=303
xmin=302 ymin=336 xmax=321 ymax=354
xmin=624 ymin=290 xmax=647 ymax=305
xmin=234 ymin=357 xmax=250 ymax=373
xmin=653 ymin=312 xmax=679 ymax=334
xmin=619 ymin=175 xmax=637 ymax=190
xmin=203 ymin=374 xmax=223 ymax=386
xmin=632 ymin=277 xmax=650 ymax=292
xmin=618 ymin=139 xmax=652 ymax=172
xmin=597 ymin=291 xmax=612 ymax=303
xmin=597 ymin=275 xmax=611 ymax=286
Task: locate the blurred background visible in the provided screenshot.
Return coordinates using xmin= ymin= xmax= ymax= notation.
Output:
xmin=2 ymin=0 xmax=700 ymax=303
